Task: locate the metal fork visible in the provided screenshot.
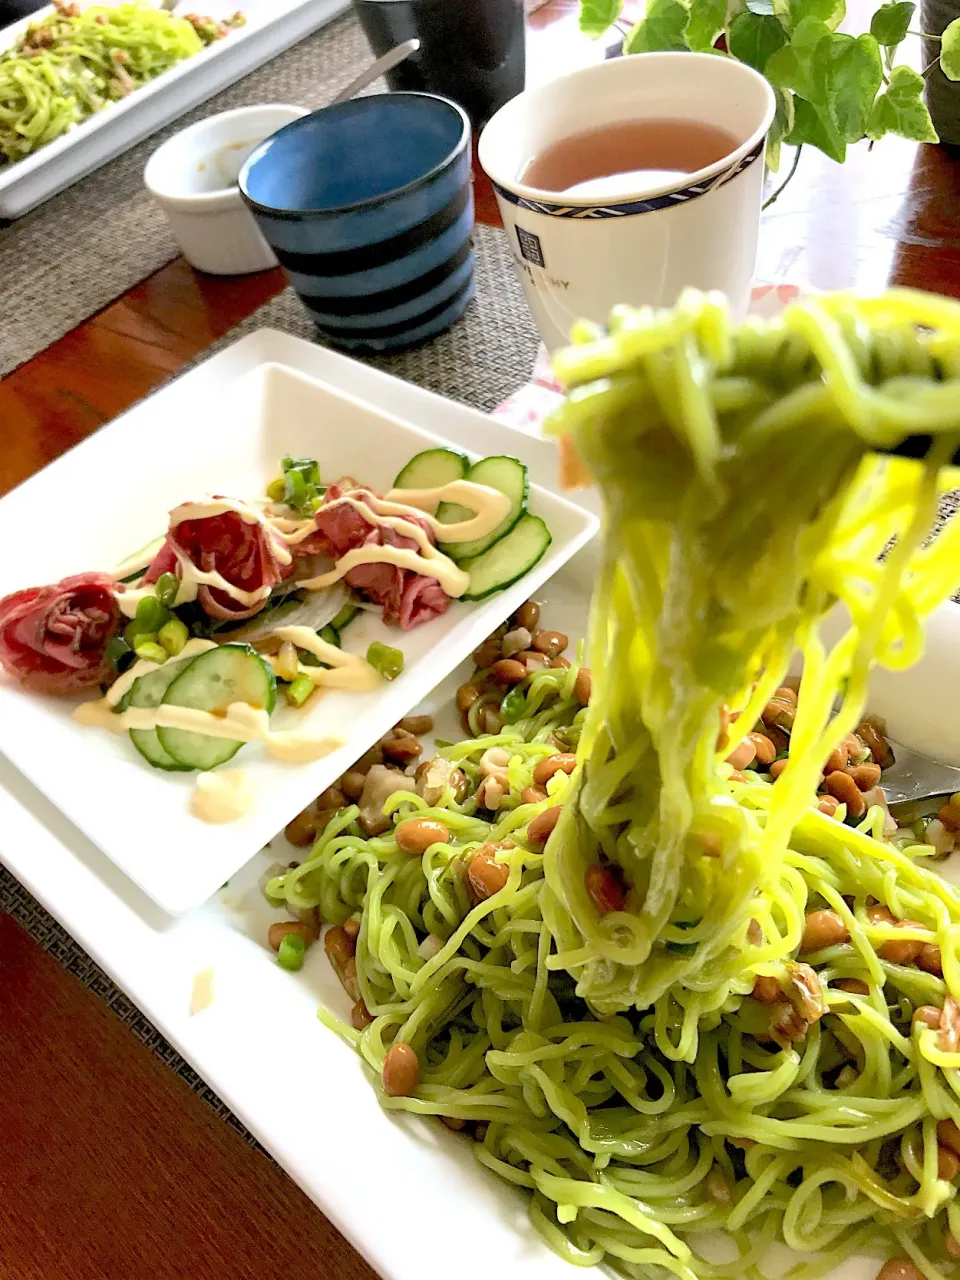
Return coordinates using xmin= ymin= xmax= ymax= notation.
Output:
xmin=881 ymin=740 xmax=960 ymax=825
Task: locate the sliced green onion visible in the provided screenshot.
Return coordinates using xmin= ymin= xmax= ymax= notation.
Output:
xmin=285 ymin=468 xmax=307 ymax=511
xmin=266 ymin=477 xmax=287 ymax=503
xmin=280 ymin=455 xmax=323 ymax=515
xmin=154 ymin=572 xmax=180 ymax=607
xmin=125 ymin=620 xmax=156 ymax=645
xmin=282 ymin=455 xmax=320 ymax=486
xmin=133 ymin=640 xmax=168 ymax=665
xmin=105 ymin=635 xmax=132 ymax=671
xmin=286 ymin=673 xmax=316 ymax=708
xmin=124 ymin=619 xmax=148 ymax=648
xmin=366 ymin=641 xmax=404 ymax=681
xmin=277 ymin=933 xmax=306 ymax=971
xmin=501 ymin=685 xmax=527 ymax=724
xmin=318 ymin=625 xmax=340 ymax=648
xmin=135 ymin=594 xmax=170 ymax=632
xmin=158 ymin=617 xmax=189 ymax=657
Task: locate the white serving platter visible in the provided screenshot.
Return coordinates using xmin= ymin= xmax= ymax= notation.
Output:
xmin=0 ymin=0 xmax=348 ymax=219
xmin=3 ymin=326 xmax=960 ymax=1280
xmin=0 ymin=356 xmax=597 ymax=916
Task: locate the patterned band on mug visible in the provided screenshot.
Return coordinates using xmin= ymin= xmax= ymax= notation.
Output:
xmin=492 ymin=138 xmax=765 ymax=220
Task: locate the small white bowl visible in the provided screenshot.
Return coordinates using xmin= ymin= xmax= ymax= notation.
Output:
xmin=145 ymin=104 xmax=308 ymax=276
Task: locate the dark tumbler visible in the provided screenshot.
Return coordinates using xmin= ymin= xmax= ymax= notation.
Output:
xmin=352 ymin=0 xmax=525 ymax=128
xmin=0 ymin=0 xmax=47 ymax=20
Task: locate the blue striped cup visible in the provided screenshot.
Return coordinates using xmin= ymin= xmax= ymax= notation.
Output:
xmin=239 ymin=94 xmax=475 ymax=353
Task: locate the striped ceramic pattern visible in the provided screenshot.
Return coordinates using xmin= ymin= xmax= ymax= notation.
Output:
xmin=493 ymin=138 xmax=764 ymax=220
xmin=240 ymin=97 xmax=475 ymax=352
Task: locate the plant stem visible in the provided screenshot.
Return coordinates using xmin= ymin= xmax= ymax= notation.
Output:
xmin=762 ymin=145 xmax=802 ymax=211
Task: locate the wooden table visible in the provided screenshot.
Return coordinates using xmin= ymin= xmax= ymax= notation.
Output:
xmin=3 ymin=1 xmax=960 ymax=1276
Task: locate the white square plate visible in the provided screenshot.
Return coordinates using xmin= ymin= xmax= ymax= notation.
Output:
xmin=2 ymin=326 xmax=960 ymax=1280
xmin=0 ymin=358 xmax=597 ymax=915
xmin=0 ymin=0 xmax=348 ymax=219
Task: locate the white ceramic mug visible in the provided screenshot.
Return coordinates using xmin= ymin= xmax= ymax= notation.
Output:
xmin=145 ymin=104 xmax=308 ymax=276
xmin=478 ymin=53 xmax=776 ymax=350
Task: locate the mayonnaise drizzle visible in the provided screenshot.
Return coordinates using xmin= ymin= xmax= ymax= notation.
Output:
xmin=267 ymin=480 xmax=509 ymax=549
xmin=264 ymin=626 xmax=382 ymax=690
xmin=105 ymin=638 xmax=216 ymax=707
xmin=381 ymin=480 xmax=511 ymax=541
xmin=190 ymin=967 xmax=215 ymax=1014
xmin=191 ymin=770 xmax=254 ymax=824
xmin=74 ymin=698 xmax=344 ymax=764
xmin=116 ymin=497 xmax=293 ymax=619
xmin=295 ymin=495 xmax=471 ymax=597
xmin=115 ymin=478 xmax=504 ymax=617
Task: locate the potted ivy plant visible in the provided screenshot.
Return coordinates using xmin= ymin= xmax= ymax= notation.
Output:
xmin=579 ymin=0 xmax=960 ymax=167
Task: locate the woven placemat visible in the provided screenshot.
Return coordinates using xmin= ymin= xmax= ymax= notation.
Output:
xmin=0 ymin=8 xmax=372 ymax=379
xmin=195 ymin=222 xmax=541 ymax=412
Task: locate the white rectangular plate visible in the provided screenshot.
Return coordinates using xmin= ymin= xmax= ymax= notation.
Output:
xmin=3 ymin=329 xmax=958 ymax=1280
xmin=0 ymin=0 xmax=348 ymax=219
xmin=0 ymin=356 xmax=597 ymax=915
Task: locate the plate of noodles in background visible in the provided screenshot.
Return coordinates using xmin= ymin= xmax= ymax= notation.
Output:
xmin=4 ymin=287 xmax=960 ymax=1280
xmin=0 ymin=0 xmax=348 ymax=219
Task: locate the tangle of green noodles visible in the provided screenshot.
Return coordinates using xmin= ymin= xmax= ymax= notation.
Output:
xmin=543 ymin=289 xmax=960 ymax=1016
xmin=266 ymin=290 xmax=960 ymax=1279
xmin=0 ymin=5 xmax=237 ymax=166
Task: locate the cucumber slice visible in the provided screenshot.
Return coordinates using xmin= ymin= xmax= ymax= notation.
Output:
xmin=462 ymin=514 xmax=552 ymax=601
xmin=440 ymin=456 xmax=528 ymax=562
xmin=118 ymin=658 xmax=195 ymax=772
xmin=157 ymin=644 xmax=277 ymax=771
xmin=393 ymin=447 xmax=469 ymax=491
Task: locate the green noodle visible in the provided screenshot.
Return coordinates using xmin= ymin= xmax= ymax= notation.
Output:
xmin=0 ymin=4 xmax=240 ymax=166
xmin=268 ymin=290 xmax=960 ymax=1278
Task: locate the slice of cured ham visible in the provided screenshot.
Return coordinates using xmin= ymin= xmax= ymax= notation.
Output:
xmin=145 ymin=502 xmax=292 ymax=621
xmin=297 ymin=485 xmax=450 ymax=630
xmin=0 ymin=572 xmax=121 ymax=695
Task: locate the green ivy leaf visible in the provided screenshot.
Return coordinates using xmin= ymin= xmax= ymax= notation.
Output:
xmin=869 ymin=1 xmax=914 ymax=46
xmin=867 ymin=64 xmax=939 ymax=139
xmin=765 ymin=86 xmax=796 ymax=170
xmin=765 ymin=16 xmax=831 ymax=98
xmin=773 ymin=0 xmax=844 ymax=33
xmin=579 ymin=0 xmax=622 ymax=36
xmin=624 ymin=0 xmax=689 ymax=50
xmin=685 ymin=0 xmax=728 ymax=49
xmin=727 ymin=10 xmax=789 ymax=68
xmin=941 ymin=15 xmax=960 ymax=79
xmin=820 ymin=33 xmax=882 ymax=141
xmin=767 ymin=21 xmax=881 ymax=156
xmin=787 ymin=95 xmax=846 ymax=161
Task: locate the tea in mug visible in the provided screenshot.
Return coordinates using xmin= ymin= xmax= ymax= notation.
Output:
xmin=520 ymin=118 xmax=739 ymax=199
